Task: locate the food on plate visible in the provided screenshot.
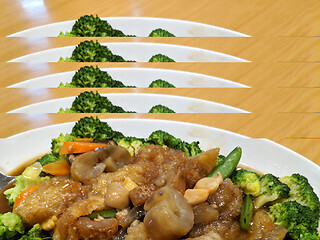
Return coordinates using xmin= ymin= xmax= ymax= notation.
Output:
xmin=57 ymin=91 xmax=176 ymax=113
xmin=58 ymin=15 xmax=175 ymax=37
xmin=58 ymin=66 xmax=176 ymax=88
xmin=58 ymin=40 xmax=175 ymax=63
xmin=1 ymin=117 xmax=319 ymax=239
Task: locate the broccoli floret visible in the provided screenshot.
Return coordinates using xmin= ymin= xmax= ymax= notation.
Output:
xmin=146 ymin=130 xmax=202 ymax=157
xmin=0 ymin=212 xmax=25 ymax=239
xmin=58 ymin=108 xmax=77 ymax=113
xmin=269 ymin=201 xmax=320 ymax=240
xmin=4 ymin=163 xmax=50 ymax=206
xmin=59 ymin=40 xmax=134 ymax=62
xmin=51 ymin=133 xmax=75 ymax=156
xmin=71 ymin=117 xmax=118 ymax=141
xmin=231 ymin=169 xmax=261 ymax=197
xmin=59 ymin=15 xmax=133 ymax=37
xmin=148 ymin=54 xmax=175 ymax=62
xmin=35 ymin=154 xmax=59 ymax=166
xmin=254 ymin=173 xmax=290 ymax=208
xmin=280 ymin=173 xmax=320 ymax=217
xmin=59 ymin=91 xmax=134 ymax=113
xmin=148 ymin=28 xmax=175 ymax=37
xmin=146 ymin=130 xmax=181 ymax=147
xmin=175 ymin=141 xmax=203 ymax=157
xmin=148 ymin=79 xmax=175 ymax=88
xmin=59 ymin=66 xmax=135 ymax=88
xmin=19 ymin=224 xmax=42 ymax=240
xmin=148 ymin=105 xmax=175 ymax=113
xmin=117 ymin=137 xmax=147 ymax=156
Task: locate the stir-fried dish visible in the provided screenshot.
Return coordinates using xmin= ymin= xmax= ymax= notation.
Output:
xmin=1 ymin=117 xmax=319 ymax=240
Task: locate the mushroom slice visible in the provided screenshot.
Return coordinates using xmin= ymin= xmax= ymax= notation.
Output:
xmin=144 ymin=186 xmax=194 ymax=240
xmin=71 ymin=145 xmax=131 ymax=184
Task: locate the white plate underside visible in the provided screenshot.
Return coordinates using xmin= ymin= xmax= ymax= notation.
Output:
xmin=8 ymin=43 xmax=249 ymax=63
xmin=8 ymin=17 xmax=250 ymax=37
xmin=8 ymin=93 xmax=249 ymax=114
xmin=0 ymin=119 xmax=319 ymax=197
xmin=8 ymin=68 xmax=250 ymax=88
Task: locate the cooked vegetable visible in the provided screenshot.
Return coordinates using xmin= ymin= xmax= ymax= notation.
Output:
xmin=18 ymin=224 xmax=42 ymax=240
xmin=231 ymin=169 xmax=261 ymax=197
xmin=117 ymin=137 xmax=148 ymax=156
xmin=105 ymin=182 xmax=130 ymax=209
xmin=269 ymin=201 xmax=320 ymax=239
xmin=13 ymin=185 xmax=39 ymax=210
xmin=4 ymin=163 xmax=50 ymax=206
xmin=59 ymin=66 xmax=135 ymax=88
xmin=240 ymin=194 xmax=253 ymax=230
xmin=0 ymin=212 xmax=25 ymax=239
xmin=59 ymin=15 xmax=133 ymax=37
xmin=280 ymin=173 xmax=320 ymax=217
xmin=148 ymin=28 xmax=175 ymax=37
xmin=216 ymin=155 xmax=225 ymax=165
xmin=51 ymin=133 xmax=75 ymax=156
xmin=208 ymin=146 xmax=242 ymax=179
xmin=254 ymin=173 xmax=290 ymax=208
xmin=35 ymin=153 xmax=59 ymax=166
xmin=144 ymin=186 xmax=194 ymax=240
xmin=59 ymin=141 xmax=109 ymax=155
xmin=148 ymin=79 xmax=175 ymax=88
xmin=58 ymin=40 xmax=134 ymax=62
xmin=148 ymin=104 xmax=175 ymax=113
xmin=42 ymin=158 xmax=70 ymax=176
xmin=148 ymin=54 xmax=175 ymax=62
xmin=87 ymin=209 xmax=117 ymax=220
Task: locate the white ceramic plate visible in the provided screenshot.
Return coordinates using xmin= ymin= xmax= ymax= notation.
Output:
xmin=0 ymin=119 xmax=319 ymax=197
xmin=8 ymin=17 xmax=250 ymax=37
xmin=8 ymin=68 xmax=250 ymax=88
xmin=8 ymin=43 xmax=249 ymax=62
xmin=8 ymin=93 xmax=249 ymax=113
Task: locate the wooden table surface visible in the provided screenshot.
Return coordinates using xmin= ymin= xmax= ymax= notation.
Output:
xmin=1 ymin=37 xmax=320 ymax=62
xmin=1 ymin=0 xmax=319 ymax=37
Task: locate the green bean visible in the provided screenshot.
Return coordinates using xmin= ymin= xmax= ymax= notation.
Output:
xmin=240 ymin=194 xmax=253 ymax=230
xmin=87 ymin=209 xmax=117 ymax=219
xmin=207 ymin=146 xmax=242 ymax=179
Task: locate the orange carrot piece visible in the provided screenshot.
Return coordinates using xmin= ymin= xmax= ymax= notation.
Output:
xmin=13 ymin=185 xmax=39 ymax=209
xmin=59 ymin=141 xmax=108 ymax=155
xmin=42 ymin=158 xmax=71 ymax=176
xmin=73 ymin=138 xmax=94 ymax=142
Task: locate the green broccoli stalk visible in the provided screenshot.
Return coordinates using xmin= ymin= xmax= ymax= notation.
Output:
xmin=148 ymin=79 xmax=175 ymax=88
xmin=117 ymin=137 xmax=148 ymax=156
xmin=18 ymin=224 xmax=42 ymax=240
xmin=4 ymin=163 xmax=50 ymax=206
xmin=58 ymin=40 xmax=135 ymax=62
xmin=35 ymin=154 xmax=59 ymax=166
xmin=59 ymin=66 xmax=135 ymax=88
xmin=0 ymin=212 xmax=25 ymax=239
xmin=58 ymin=91 xmax=135 ymax=113
xmin=148 ymin=54 xmax=175 ymax=62
xmin=231 ymin=169 xmax=261 ymax=197
xmin=59 ymin=15 xmax=134 ymax=37
xmin=269 ymin=201 xmax=320 ymax=240
xmin=254 ymin=174 xmax=290 ymax=208
xmin=148 ymin=105 xmax=175 ymax=113
xmin=280 ymin=173 xmax=320 ymax=217
xmin=148 ymin=28 xmax=175 ymax=37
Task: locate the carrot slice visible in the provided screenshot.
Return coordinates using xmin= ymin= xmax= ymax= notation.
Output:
xmin=42 ymin=158 xmax=71 ymax=176
xmin=73 ymin=138 xmax=94 ymax=142
xmin=59 ymin=141 xmax=108 ymax=155
xmin=13 ymin=185 xmax=39 ymax=209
